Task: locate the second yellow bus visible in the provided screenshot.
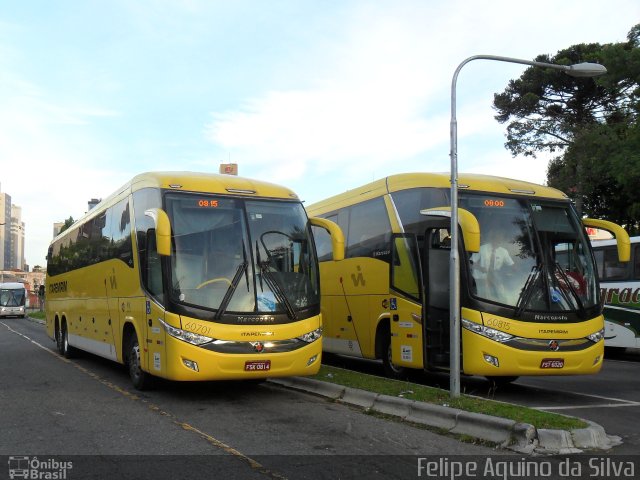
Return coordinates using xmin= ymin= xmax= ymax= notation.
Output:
xmin=308 ymin=173 xmax=629 ymax=382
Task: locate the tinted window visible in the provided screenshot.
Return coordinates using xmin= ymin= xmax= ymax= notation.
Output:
xmin=602 ymin=246 xmax=628 ymax=281
xmin=47 ymin=197 xmax=134 ymax=276
xmin=345 ymin=197 xmax=391 ymax=260
xmin=391 ymin=187 xmax=447 ymax=234
xmin=634 ymin=244 xmax=640 ymax=280
xmin=312 ymin=214 xmax=337 ymax=262
xmin=132 ymin=188 xmax=163 ymax=299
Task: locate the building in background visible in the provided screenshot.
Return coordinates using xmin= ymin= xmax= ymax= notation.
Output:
xmin=0 ymin=187 xmax=10 ymax=270
xmin=10 ymin=204 xmax=26 ymax=271
xmin=0 ymin=184 xmax=27 ymax=271
xmin=53 ymin=222 xmax=64 ymax=238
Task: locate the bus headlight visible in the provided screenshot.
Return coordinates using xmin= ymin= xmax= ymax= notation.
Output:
xmin=586 ymin=328 xmax=605 ymax=343
xmin=159 ymin=319 xmax=214 ymax=346
xmin=461 ymin=318 xmax=513 ymax=343
xmin=297 ymin=327 xmax=322 ymax=344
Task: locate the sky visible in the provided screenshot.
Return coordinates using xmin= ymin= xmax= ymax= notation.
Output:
xmin=0 ymin=0 xmax=638 ymax=269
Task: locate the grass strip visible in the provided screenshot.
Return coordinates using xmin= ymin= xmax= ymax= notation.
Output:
xmin=311 ymin=365 xmax=586 ymax=431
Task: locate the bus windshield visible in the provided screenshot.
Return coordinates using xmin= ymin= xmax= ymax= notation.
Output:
xmin=165 ymin=193 xmax=319 ymax=319
xmin=0 ymin=287 xmax=26 ymax=307
xmin=461 ymin=194 xmax=599 ymax=315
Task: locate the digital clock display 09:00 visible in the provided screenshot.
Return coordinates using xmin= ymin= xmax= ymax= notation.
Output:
xmin=483 ymin=199 xmax=505 ymax=208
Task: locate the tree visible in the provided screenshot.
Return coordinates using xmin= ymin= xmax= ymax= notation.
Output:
xmin=59 ymin=216 xmax=75 ymax=234
xmin=493 ymin=24 xmax=640 ymax=232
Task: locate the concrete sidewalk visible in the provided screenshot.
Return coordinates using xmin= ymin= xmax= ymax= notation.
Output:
xmin=269 ymin=376 xmax=621 ymax=455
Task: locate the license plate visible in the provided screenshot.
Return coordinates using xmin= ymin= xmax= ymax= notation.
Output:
xmin=540 ymin=358 xmax=564 ymax=369
xmin=245 ymin=360 xmax=271 ymax=372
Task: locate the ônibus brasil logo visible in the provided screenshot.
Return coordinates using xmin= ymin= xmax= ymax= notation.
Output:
xmin=8 ymin=456 xmax=73 ymax=480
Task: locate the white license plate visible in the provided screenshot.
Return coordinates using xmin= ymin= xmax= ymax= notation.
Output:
xmin=245 ymin=360 xmax=271 ymax=372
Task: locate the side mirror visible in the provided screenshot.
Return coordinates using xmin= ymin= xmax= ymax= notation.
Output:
xmin=309 ymin=217 xmax=345 ymax=261
xmin=420 ymin=207 xmax=480 ymax=253
xmin=582 ymin=218 xmax=630 ymax=262
xmin=145 ymin=208 xmax=172 ymax=256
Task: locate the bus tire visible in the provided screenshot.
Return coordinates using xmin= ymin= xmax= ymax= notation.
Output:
xmin=60 ymin=321 xmax=75 ymax=359
xmin=126 ymin=332 xmax=154 ymax=390
xmin=55 ymin=320 xmax=65 ymax=356
xmin=380 ymin=328 xmax=406 ymax=379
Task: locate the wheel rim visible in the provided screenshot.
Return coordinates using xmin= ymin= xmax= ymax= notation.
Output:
xmin=56 ymin=325 xmax=64 ymax=353
xmin=130 ymin=342 xmax=141 ymax=381
xmin=387 ymin=344 xmax=403 ymax=374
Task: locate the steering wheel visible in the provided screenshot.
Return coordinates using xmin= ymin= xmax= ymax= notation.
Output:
xmin=196 ymin=277 xmax=232 ymax=289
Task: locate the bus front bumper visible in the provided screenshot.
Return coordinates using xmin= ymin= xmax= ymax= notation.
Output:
xmin=155 ymin=335 xmax=323 ymax=382
xmin=462 ymin=329 xmax=604 ymax=377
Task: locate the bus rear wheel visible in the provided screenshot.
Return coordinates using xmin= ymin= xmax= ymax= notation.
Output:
xmin=55 ymin=322 xmax=65 ymax=355
xmin=126 ymin=333 xmax=154 ymax=390
xmin=56 ymin=321 xmax=75 ymax=358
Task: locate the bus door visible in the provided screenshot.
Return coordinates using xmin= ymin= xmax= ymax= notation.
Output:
xmin=389 ymin=234 xmax=424 ymax=369
xmin=135 ymin=226 xmax=167 ymax=376
xmin=143 ymin=298 xmax=167 ymax=376
xmin=422 ymin=222 xmax=453 ymax=369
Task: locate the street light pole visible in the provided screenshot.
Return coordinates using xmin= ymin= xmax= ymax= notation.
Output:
xmin=448 ymin=55 xmax=606 ymax=398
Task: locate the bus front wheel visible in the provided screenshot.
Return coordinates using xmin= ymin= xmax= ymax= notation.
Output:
xmin=126 ymin=333 xmax=154 ymax=390
xmin=381 ymin=329 xmax=406 ymax=379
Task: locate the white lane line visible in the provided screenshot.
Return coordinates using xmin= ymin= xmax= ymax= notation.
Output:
xmin=537 ymin=402 xmax=640 ymax=411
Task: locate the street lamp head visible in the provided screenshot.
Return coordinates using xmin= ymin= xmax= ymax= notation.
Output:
xmin=565 ymin=62 xmax=607 ymax=78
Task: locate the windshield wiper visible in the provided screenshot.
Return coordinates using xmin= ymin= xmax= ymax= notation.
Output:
xmin=553 ymin=262 xmax=585 ymax=314
xmin=214 ymin=261 xmax=249 ymax=320
xmin=515 ymin=265 xmax=541 ymax=318
xmin=258 ymin=261 xmax=297 ymax=320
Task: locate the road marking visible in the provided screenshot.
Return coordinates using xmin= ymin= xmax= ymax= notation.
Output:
xmin=1 ymin=321 xmax=287 ymax=480
xmin=537 ymin=402 xmax=640 ymax=411
xmin=521 ymin=386 xmax=640 ymax=411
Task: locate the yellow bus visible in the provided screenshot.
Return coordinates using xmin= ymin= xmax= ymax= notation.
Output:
xmin=46 ymin=172 xmax=343 ymax=389
xmin=307 ymin=173 xmax=630 ymax=382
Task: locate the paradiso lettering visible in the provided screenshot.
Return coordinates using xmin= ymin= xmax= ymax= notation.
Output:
xmin=48 ymin=281 xmax=68 ymax=294
xmin=601 ymin=287 xmax=640 ymax=305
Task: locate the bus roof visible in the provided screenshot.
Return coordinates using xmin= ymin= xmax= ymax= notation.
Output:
xmin=128 ymin=171 xmax=299 ymax=200
xmin=53 ymin=171 xmax=301 ymax=242
xmin=307 ymin=172 xmax=568 ymax=213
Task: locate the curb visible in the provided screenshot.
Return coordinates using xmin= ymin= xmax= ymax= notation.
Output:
xmin=268 ymin=377 xmax=618 ymax=454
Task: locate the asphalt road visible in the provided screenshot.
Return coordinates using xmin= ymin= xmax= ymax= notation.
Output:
xmin=0 ymin=317 xmax=500 ymax=480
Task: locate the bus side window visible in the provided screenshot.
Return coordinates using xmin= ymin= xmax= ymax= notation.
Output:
xmin=312 ymin=214 xmax=337 ymax=262
xmin=634 ymin=244 xmax=640 ymax=280
xmin=345 ymin=198 xmax=391 ymax=260
xmin=146 ymin=232 xmax=163 ymax=300
xmin=133 ymin=188 xmax=163 ymax=301
xmin=593 ymin=249 xmax=604 ymax=279
xmin=603 ymin=247 xmax=628 ymax=280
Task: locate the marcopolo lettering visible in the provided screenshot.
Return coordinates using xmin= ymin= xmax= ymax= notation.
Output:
xmin=48 ymin=281 xmax=68 ymax=294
